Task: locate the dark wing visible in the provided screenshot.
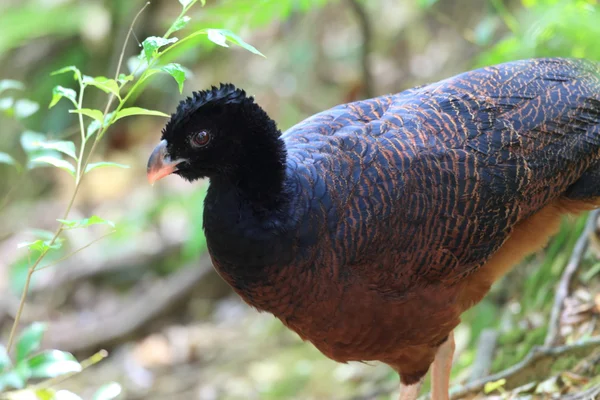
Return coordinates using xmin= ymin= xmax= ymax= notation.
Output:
xmin=283 ymin=58 xmax=600 ymax=292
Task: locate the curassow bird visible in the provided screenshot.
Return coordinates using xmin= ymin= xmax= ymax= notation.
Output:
xmin=147 ymin=58 xmax=600 ymax=400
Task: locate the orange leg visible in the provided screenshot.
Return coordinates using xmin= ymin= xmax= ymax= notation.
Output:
xmin=430 ymin=332 xmax=455 ymax=400
xmin=399 ymin=379 xmax=423 ymax=400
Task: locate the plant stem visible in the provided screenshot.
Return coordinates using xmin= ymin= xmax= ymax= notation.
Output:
xmin=5 ymin=0 xmax=152 ymax=355
xmin=158 ymin=28 xmax=207 ymax=61
xmin=107 ymin=1 xmax=152 ymax=110
xmin=33 ymin=349 xmax=109 ymax=390
xmin=75 ymin=83 xmax=86 ymax=184
xmin=6 ymin=226 xmax=63 ymax=353
xmin=115 ymin=2 xmax=151 ymax=83
xmin=35 ymin=230 xmax=116 ymax=272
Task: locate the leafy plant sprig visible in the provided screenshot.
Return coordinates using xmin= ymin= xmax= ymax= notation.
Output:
xmin=0 ymin=323 xmax=117 ymax=399
xmin=0 ymin=0 xmax=263 ymax=396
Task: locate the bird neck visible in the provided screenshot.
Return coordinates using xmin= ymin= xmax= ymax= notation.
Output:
xmin=230 ymin=135 xmax=288 ymax=210
xmin=203 ymin=148 xmax=295 ymax=289
xmin=214 ymin=102 xmax=289 ymax=210
xmin=203 ymin=105 xmax=293 ymax=279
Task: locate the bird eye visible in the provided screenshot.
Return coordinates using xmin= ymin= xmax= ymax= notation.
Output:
xmin=191 ymin=131 xmax=210 ymax=147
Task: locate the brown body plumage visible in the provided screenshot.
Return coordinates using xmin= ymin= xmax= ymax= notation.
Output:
xmin=149 ymin=58 xmax=600 ymax=399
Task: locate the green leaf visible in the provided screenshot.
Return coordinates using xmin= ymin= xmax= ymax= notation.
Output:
xmin=30 ymin=156 xmax=76 ymax=176
xmin=16 ymin=322 xmax=46 ymax=362
xmin=0 ymin=152 xmax=15 ymax=165
xmin=160 ymin=63 xmax=186 ymax=93
xmin=0 ymin=97 xmax=13 ymax=111
xmin=14 ymin=99 xmax=39 ymax=119
xmin=172 ymin=16 xmax=191 ymax=33
xmin=49 ymin=86 xmax=77 ymax=108
xmin=54 ymin=391 xmax=83 ymax=400
xmin=27 ymin=350 xmax=81 ymax=379
xmin=139 ymin=68 xmax=162 ymax=82
xmin=205 ymin=29 xmax=264 ymax=57
xmin=0 ymin=370 xmax=26 ymax=392
xmin=117 ymin=73 xmax=133 ymax=84
xmin=35 ymin=389 xmax=56 ymax=400
xmin=20 ymin=131 xmax=63 ymax=169
xmin=86 ymin=119 xmax=101 ymax=138
xmin=69 ymin=108 xmax=104 ymax=123
xmin=141 ymin=36 xmax=178 ymax=63
xmin=93 ymin=382 xmax=122 ymax=400
xmin=58 ymin=215 xmax=115 ymax=229
xmin=30 ymin=139 xmax=77 ymax=160
xmin=0 ymin=152 xmax=20 ymax=170
xmin=0 ymin=79 xmax=24 ymax=94
xmin=178 ymin=0 xmax=193 ymax=7
xmin=207 ymin=29 xmax=228 ymax=47
xmin=20 ymin=131 xmax=47 ymax=154
xmin=85 ymin=111 xmax=114 ymax=139
xmin=51 ymin=65 xmax=82 ymax=81
xmin=114 ymin=107 xmax=168 ymax=122
xmin=127 ymin=56 xmax=149 ymax=76
xmin=0 ymin=346 xmax=11 ymax=373
xmin=484 ymin=378 xmax=506 ymax=394
xmin=85 ymin=161 xmax=130 ymax=174
xmin=17 ymin=239 xmax=62 ymax=253
xmin=82 ymin=76 xmax=121 ymax=99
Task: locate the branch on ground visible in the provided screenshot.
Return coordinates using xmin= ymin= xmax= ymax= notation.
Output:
xmin=545 ymin=209 xmax=600 ymax=347
xmin=40 ymin=257 xmax=213 ymax=353
xmin=449 ymin=336 xmax=600 ymax=399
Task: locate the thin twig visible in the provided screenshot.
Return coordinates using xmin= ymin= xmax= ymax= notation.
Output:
xmin=114 ymin=2 xmax=150 ymax=83
xmin=346 ymin=0 xmax=374 ymax=98
xmin=90 ymin=1 xmax=151 ymax=144
xmin=6 ymin=228 xmax=63 ymax=352
xmin=34 ymin=230 xmax=116 ymax=272
xmin=545 ymin=209 xmax=600 ymax=347
xmin=448 ymin=336 xmax=600 ymax=399
xmin=33 ymin=349 xmax=108 ymax=390
xmin=30 ymin=232 xmax=184 ymax=294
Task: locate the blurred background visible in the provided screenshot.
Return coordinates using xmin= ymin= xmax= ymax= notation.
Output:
xmin=1 ymin=0 xmax=600 ymax=399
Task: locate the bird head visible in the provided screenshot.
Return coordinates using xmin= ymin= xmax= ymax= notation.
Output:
xmin=147 ymin=83 xmax=281 ymax=184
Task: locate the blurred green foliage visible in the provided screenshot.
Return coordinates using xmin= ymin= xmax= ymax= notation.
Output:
xmin=197 ymin=0 xmax=334 ymax=30
xmin=477 ymin=0 xmax=600 ymax=65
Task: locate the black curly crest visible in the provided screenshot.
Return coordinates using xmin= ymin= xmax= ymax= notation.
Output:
xmin=163 ymin=83 xmax=252 ymax=135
